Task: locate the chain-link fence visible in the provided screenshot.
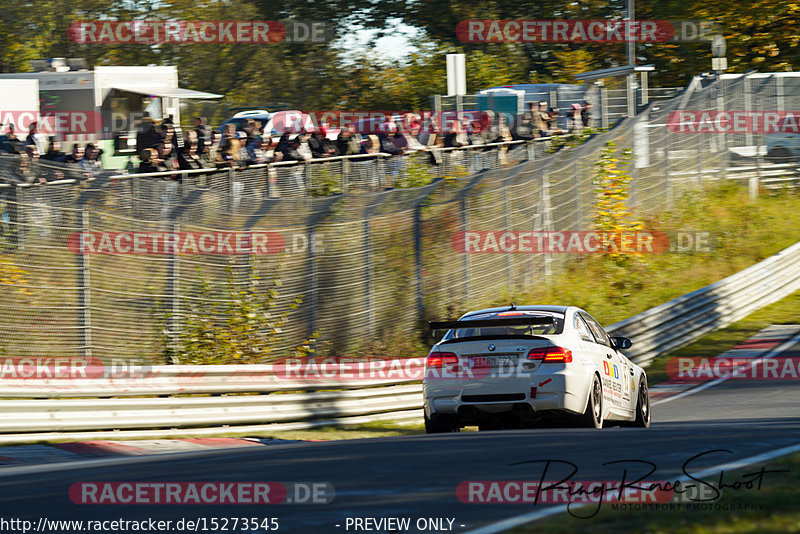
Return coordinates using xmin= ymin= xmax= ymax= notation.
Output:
xmin=1 ymin=73 xmax=798 ymax=363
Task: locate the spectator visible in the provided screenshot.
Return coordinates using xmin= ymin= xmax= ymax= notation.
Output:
xmin=568 ymin=103 xmax=583 ymax=132
xmin=336 ymin=125 xmax=362 ymax=156
xmin=275 ymin=133 xmax=292 ymax=155
xmin=402 ymin=121 xmax=427 ymax=153
xmin=136 ymin=112 xmax=158 ymax=153
xmin=193 ymin=116 xmax=209 ymax=155
xmin=178 ymin=131 xmax=204 ymax=171
xmin=1 ymin=124 xmax=23 ymax=154
xmin=361 ymin=134 xmax=381 ymax=159
xmin=244 ymin=120 xmax=266 ymax=164
xmin=308 ymin=128 xmax=337 ymax=158
xmin=443 ymin=120 xmax=469 ymax=148
xmin=548 ymin=107 xmax=568 ymax=135
xmin=23 ymin=146 xmax=46 ymax=184
xmin=156 ymin=141 xmax=180 ymax=179
xmin=138 ymin=148 xmax=163 ymax=173
xmin=535 ymin=101 xmax=552 ymax=137
xmin=25 ymin=122 xmax=46 ymax=154
xmin=63 ymin=144 xmax=85 ymax=166
xmin=512 ymin=102 xmax=537 ymax=141
xmin=41 ymin=136 xmax=66 ymax=161
xmin=156 ymin=123 xmax=176 ymax=146
xmin=280 ymin=136 xmax=307 ymax=162
xmin=263 ymin=136 xmax=283 ymax=163
xmin=81 ymin=143 xmax=104 ymax=172
xmin=216 ymin=124 xmax=241 ymax=168
xmin=581 ymin=101 xmax=593 ymax=128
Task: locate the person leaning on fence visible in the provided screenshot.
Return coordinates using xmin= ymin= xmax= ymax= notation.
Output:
xmin=216 ymin=123 xmax=242 ymax=168
xmin=336 ymin=124 xmax=361 ymax=156
xmin=308 ymin=128 xmax=337 ymax=158
xmin=81 ymin=143 xmax=104 ymax=172
xmin=193 ymin=117 xmax=209 ymax=156
xmin=156 ymin=141 xmax=181 ymax=180
xmin=22 ymin=146 xmax=46 ymax=184
xmin=178 ymin=130 xmax=205 ymax=171
xmin=138 ymin=148 xmax=163 ymax=173
xmin=280 ymin=136 xmax=306 ymax=162
xmin=41 ymin=136 xmax=65 ymax=161
xmin=62 ymin=144 xmax=85 ymax=166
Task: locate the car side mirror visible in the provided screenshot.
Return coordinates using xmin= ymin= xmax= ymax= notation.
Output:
xmin=611 ymin=336 xmax=632 ymax=350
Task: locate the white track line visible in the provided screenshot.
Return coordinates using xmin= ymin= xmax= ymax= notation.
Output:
xmin=464 ymin=442 xmax=800 ymax=534
xmin=652 ymin=328 xmax=800 ymax=405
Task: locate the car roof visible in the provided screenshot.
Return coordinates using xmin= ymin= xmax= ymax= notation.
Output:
xmin=461 ymin=305 xmax=571 ymax=319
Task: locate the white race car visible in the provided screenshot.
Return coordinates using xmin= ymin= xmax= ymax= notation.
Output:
xmin=423 ymin=305 xmax=650 ymax=432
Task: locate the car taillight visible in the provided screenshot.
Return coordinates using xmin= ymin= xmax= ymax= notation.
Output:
xmin=527 ymin=346 xmax=573 ymax=363
xmin=426 ymin=352 xmax=458 ymax=368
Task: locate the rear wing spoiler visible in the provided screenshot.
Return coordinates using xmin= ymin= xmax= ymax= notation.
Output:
xmin=429 ymin=317 xmax=554 ymax=333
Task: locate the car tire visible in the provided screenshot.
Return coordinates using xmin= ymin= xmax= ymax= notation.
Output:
xmin=578 ymin=375 xmax=603 ymax=429
xmin=766 ymin=146 xmax=793 ymax=164
xmin=632 ymin=378 xmax=651 ymax=428
xmin=425 ymin=413 xmax=459 ymax=434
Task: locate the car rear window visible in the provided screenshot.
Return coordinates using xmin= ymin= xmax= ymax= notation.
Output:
xmin=443 ymin=311 xmax=564 ymax=339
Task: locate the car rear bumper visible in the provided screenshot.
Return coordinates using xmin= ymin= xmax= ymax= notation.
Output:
xmin=423 ymin=368 xmax=589 ymax=419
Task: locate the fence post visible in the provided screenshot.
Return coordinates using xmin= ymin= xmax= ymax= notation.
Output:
xmin=665 ymin=137 xmax=673 ymax=209
xmin=307 ymin=226 xmax=318 ymax=335
xmin=363 ymin=216 xmax=374 ymax=336
xmin=77 ymin=207 xmax=92 ymax=359
xmin=541 ymin=173 xmax=553 ymax=278
xmin=503 ymin=185 xmax=512 ymax=289
xmin=460 ymin=196 xmax=470 ymax=303
xmin=167 ymin=219 xmax=180 ymax=356
xmin=342 ymin=157 xmax=350 ymax=194
xmin=227 ymin=167 xmax=236 ymax=212
xmin=414 ymin=204 xmax=425 ymax=326
xmin=600 ymin=86 xmax=609 ymax=129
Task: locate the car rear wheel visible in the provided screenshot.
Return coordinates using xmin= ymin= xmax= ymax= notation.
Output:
xmin=633 ymin=378 xmax=651 ymax=428
xmin=578 ymin=376 xmax=603 ymax=429
xmin=425 ymin=413 xmax=460 ymax=434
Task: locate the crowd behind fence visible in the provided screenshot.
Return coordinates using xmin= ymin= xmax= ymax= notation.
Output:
xmin=1 ymin=73 xmax=799 ymax=363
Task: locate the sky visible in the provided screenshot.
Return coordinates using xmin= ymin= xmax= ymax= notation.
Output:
xmin=334 ymin=20 xmax=421 ymax=64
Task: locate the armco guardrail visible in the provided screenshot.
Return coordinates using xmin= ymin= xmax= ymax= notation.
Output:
xmin=607 ymin=239 xmax=800 ymax=364
xmin=2 ymin=240 xmax=800 ymax=440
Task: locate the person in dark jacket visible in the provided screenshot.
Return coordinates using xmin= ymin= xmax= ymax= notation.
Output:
xmin=308 ymin=129 xmax=337 ymax=158
xmin=193 ymin=117 xmax=209 ymax=155
xmin=41 ymin=136 xmax=66 ymax=161
xmin=136 ymin=112 xmax=158 ymax=153
xmin=138 ymin=148 xmax=163 ymax=173
xmin=280 ymin=137 xmax=307 ymax=162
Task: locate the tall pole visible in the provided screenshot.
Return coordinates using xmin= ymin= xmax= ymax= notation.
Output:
xmin=627 ymin=0 xmax=636 ymax=117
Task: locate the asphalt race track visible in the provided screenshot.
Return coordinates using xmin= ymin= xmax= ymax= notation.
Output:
xmin=1 ymin=342 xmax=799 ymax=534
